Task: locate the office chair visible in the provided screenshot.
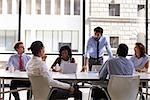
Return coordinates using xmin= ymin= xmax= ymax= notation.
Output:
xmin=107 ymin=75 xmax=140 ymax=100
xmin=88 ymin=85 xmax=110 ymax=100
xmin=28 ymin=76 xmax=52 ymax=100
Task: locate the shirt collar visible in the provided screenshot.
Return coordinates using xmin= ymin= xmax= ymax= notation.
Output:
xmin=33 ymin=56 xmax=42 ymax=61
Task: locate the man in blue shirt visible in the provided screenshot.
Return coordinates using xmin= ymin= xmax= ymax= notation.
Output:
xmin=99 ymin=43 xmax=134 ymax=79
xmin=82 ymin=26 xmax=113 ymax=71
xmin=6 ymin=41 xmax=31 ymax=100
xmin=92 ymin=43 xmax=134 ymax=100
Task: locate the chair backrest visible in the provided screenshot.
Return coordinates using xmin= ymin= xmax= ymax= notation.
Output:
xmin=29 ymin=76 xmax=51 ymax=100
xmin=107 ymin=75 xmax=140 ymax=100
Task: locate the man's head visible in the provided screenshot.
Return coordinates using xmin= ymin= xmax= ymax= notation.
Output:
xmin=94 ymin=27 xmax=103 ymax=40
xmin=14 ymin=41 xmax=25 ymax=55
xmin=117 ymin=43 xmax=128 ymax=57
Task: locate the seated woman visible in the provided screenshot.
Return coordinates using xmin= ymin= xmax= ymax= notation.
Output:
xmin=51 ymin=45 xmax=75 ymax=72
xmin=130 ymin=42 xmax=150 ymax=100
xmin=130 ymin=42 xmax=150 ymax=72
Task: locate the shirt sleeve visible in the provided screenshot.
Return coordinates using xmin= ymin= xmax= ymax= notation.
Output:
xmin=41 ymin=62 xmax=70 ymax=90
xmin=6 ymin=56 xmax=13 ymax=69
xmin=51 ymin=57 xmax=61 ymax=68
xmin=84 ymin=38 xmax=92 ymax=58
xmin=99 ymin=60 xmax=109 ymax=80
xmin=104 ymin=38 xmax=113 ymax=58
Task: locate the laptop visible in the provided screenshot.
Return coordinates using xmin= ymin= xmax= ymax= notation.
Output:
xmin=61 ymin=63 xmax=77 ymax=74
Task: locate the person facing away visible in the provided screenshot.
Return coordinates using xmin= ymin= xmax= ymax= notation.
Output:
xmin=130 ymin=42 xmax=150 ymax=73
xmin=91 ymin=43 xmax=134 ymax=100
xmin=99 ymin=43 xmax=134 ymax=80
xmin=6 ymin=41 xmax=31 ymax=100
xmin=27 ymin=41 xmax=82 ymax=100
xmin=51 ymin=45 xmax=75 ymax=72
xmin=82 ymin=26 xmax=113 ymax=72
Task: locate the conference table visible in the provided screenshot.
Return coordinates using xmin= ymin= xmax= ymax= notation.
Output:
xmin=0 ymin=69 xmax=150 ymax=99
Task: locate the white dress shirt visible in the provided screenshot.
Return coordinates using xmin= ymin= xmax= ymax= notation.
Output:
xmin=26 ymin=56 xmax=70 ymax=90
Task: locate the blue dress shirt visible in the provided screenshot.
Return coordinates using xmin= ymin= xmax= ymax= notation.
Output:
xmin=130 ymin=55 xmax=150 ymax=69
xmin=6 ymin=54 xmax=31 ymax=70
xmin=99 ymin=56 xmax=134 ymax=80
xmin=85 ymin=36 xmax=113 ymax=58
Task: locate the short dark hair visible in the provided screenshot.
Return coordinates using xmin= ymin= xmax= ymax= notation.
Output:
xmin=59 ymin=45 xmax=72 ymax=58
xmin=14 ymin=41 xmax=23 ymax=51
xmin=28 ymin=41 xmax=44 ymax=56
xmin=117 ymin=43 xmax=128 ymax=57
xmin=94 ymin=27 xmax=103 ymax=35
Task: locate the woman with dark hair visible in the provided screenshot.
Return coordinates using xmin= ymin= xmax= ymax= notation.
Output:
xmin=27 ymin=41 xmax=82 ymax=100
xmin=51 ymin=45 xmax=75 ymax=72
xmin=130 ymin=42 xmax=150 ymax=72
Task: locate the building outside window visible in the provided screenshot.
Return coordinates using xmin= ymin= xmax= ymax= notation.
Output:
xmin=64 ymin=0 xmax=70 ymax=15
xmin=26 ymin=0 xmax=31 ymax=14
xmin=0 ymin=30 xmax=17 ymax=51
xmin=36 ymin=0 xmax=41 ymax=14
xmin=109 ymin=4 xmax=120 ymax=16
xmin=138 ymin=5 xmax=145 ymax=17
xmin=7 ymin=0 xmax=12 ymax=14
xmin=74 ymin=0 xmax=80 ymax=15
xmin=55 ymin=0 xmax=61 ymax=15
xmin=45 ymin=0 xmax=51 ymax=14
xmin=0 ymin=0 xmax=2 ymax=14
xmin=110 ymin=37 xmax=119 ymax=48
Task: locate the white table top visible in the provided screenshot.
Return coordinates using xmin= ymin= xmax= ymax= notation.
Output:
xmin=0 ymin=69 xmax=150 ymax=81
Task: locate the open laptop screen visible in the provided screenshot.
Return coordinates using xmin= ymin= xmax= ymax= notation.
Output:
xmin=61 ymin=63 xmax=77 ymax=74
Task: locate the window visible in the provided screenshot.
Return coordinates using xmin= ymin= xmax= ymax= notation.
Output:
xmin=138 ymin=5 xmax=145 ymax=17
xmin=110 ymin=37 xmax=119 ymax=48
xmin=109 ymin=4 xmax=120 ymax=16
xmin=45 ymin=0 xmax=51 ymax=14
xmin=0 ymin=30 xmax=17 ymax=51
xmin=0 ymin=0 xmax=2 ymax=14
xmin=74 ymin=0 xmax=80 ymax=15
xmin=64 ymin=0 xmax=70 ymax=15
xmin=26 ymin=0 xmax=31 ymax=14
xmin=36 ymin=0 xmax=41 ymax=14
xmin=7 ymin=0 xmax=12 ymax=14
xmin=55 ymin=0 xmax=60 ymax=15
xmin=16 ymin=0 xmax=19 ymax=14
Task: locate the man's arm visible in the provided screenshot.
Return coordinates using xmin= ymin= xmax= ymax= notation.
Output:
xmin=6 ymin=56 xmax=13 ymax=70
xmin=105 ymin=40 xmax=113 ymax=58
xmin=81 ymin=57 xmax=88 ymax=72
xmin=81 ymin=38 xmax=91 ymax=72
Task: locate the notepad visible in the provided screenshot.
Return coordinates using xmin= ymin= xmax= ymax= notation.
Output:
xmin=61 ymin=63 xmax=77 ymax=74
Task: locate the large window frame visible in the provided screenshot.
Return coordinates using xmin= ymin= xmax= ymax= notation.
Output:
xmin=0 ymin=0 xmax=149 ymax=66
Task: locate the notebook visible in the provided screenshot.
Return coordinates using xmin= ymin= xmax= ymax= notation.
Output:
xmin=61 ymin=63 xmax=77 ymax=74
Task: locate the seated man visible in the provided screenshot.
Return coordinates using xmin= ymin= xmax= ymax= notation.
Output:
xmin=92 ymin=43 xmax=134 ymax=100
xmin=6 ymin=41 xmax=31 ymax=100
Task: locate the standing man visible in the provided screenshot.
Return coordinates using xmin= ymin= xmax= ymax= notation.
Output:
xmin=6 ymin=41 xmax=31 ymax=100
xmin=82 ymin=26 xmax=113 ymax=72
